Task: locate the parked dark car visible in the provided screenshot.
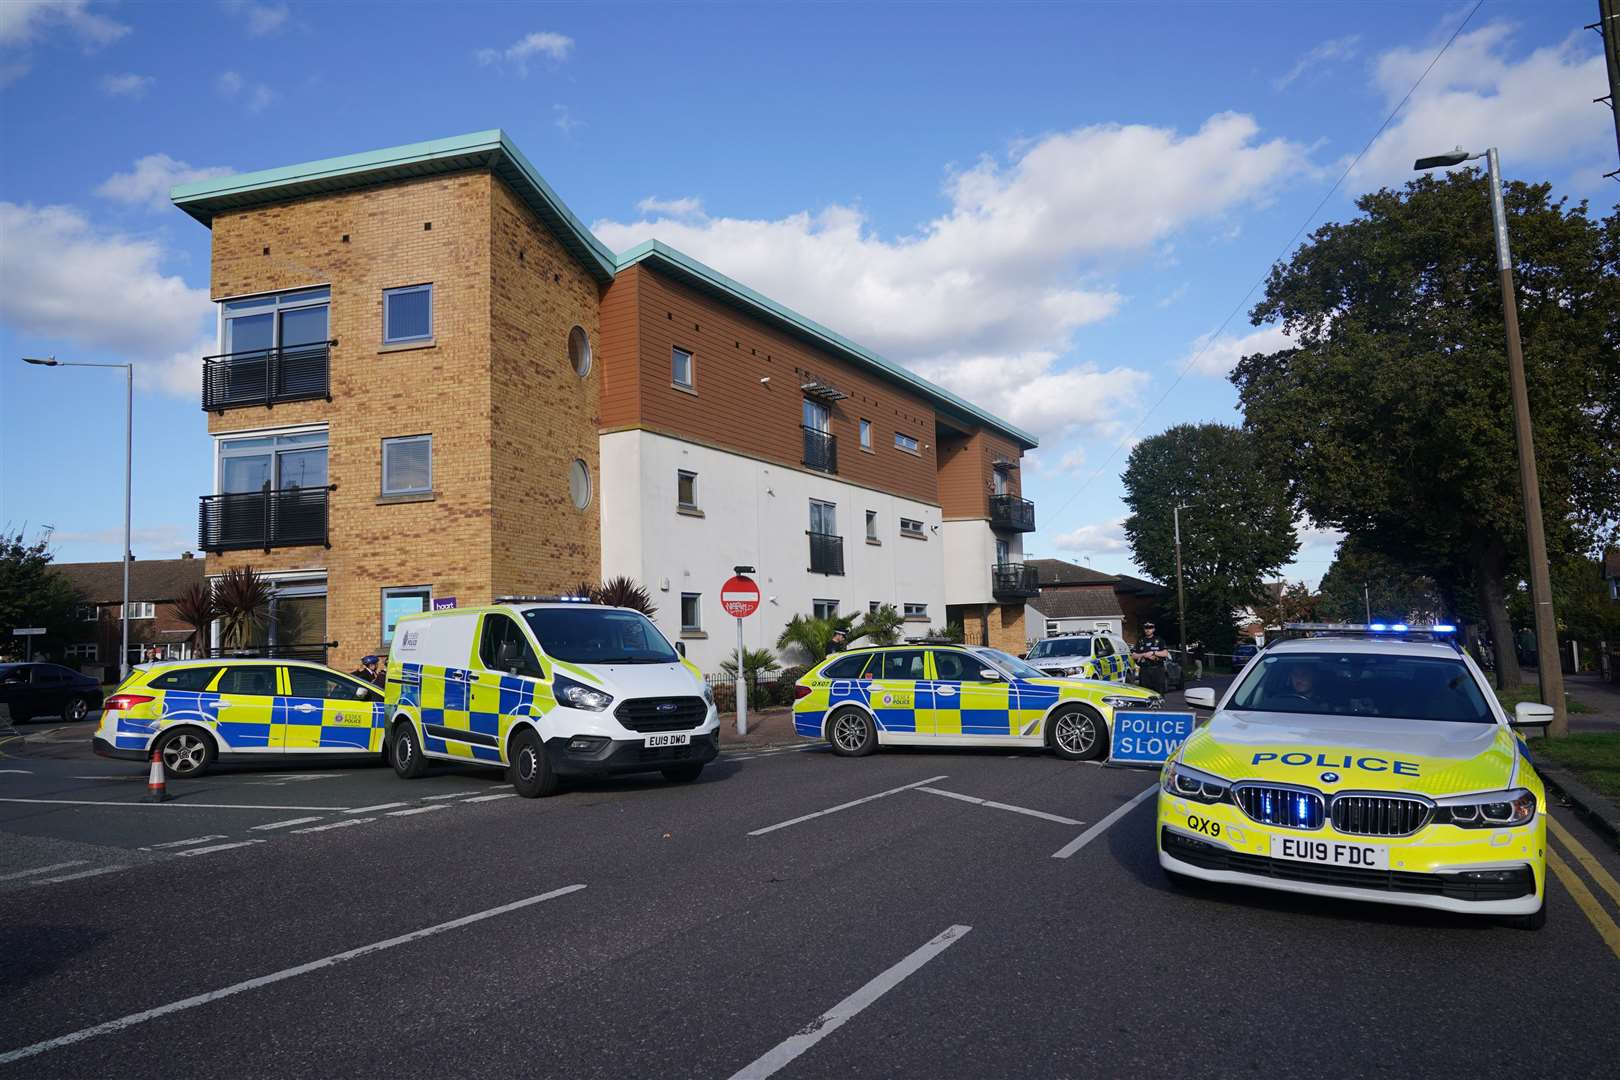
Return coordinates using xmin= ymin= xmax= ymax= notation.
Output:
xmin=0 ymin=663 xmax=104 ymax=722
xmin=1231 ymin=642 xmax=1259 ymax=667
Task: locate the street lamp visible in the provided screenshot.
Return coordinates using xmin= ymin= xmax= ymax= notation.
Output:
xmin=21 ymin=356 xmax=135 ymax=681
xmin=1173 ymin=504 xmax=1190 ymax=672
xmin=1413 ymin=145 xmax=1567 ymax=736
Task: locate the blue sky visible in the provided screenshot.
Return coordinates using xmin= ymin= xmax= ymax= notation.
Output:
xmin=1 ymin=1 xmax=1613 ymax=585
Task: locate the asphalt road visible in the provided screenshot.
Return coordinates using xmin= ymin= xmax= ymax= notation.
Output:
xmin=3 ymin=688 xmax=1619 ymax=1080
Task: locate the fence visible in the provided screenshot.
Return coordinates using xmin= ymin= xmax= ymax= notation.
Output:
xmin=703 ymin=669 xmax=806 ymax=713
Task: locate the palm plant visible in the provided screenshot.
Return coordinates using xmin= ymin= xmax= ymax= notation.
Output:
xmin=851 ymin=603 xmax=903 ymax=646
xmin=720 ymin=646 xmax=781 ymax=709
xmin=213 ymin=566 xmax=272 ymax=651
xmin=928 ymin=622 xmax=965 ymax=644
xmin=588 ymin=576 xmax=657 ymax=616
xmin=775 ymin=613 xmax=857 ymax=664
xmin=172 ymin=581 xmax=219 ymax=657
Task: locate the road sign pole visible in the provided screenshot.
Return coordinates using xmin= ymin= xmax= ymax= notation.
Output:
xmin=736 ymin=617 xmax=748 ymax=737
xmin=720 ymin=571 xmax=761 ymax=738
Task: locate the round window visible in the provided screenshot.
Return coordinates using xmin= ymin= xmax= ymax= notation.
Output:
xmin=569 ymin=459 xmax=592 ymax=510
xmin=567 ymin=325 xmax=591 ymax=377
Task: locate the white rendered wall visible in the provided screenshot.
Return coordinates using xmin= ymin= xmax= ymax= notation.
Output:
xmin=941 ymin=520 xmax=1023 ymax=606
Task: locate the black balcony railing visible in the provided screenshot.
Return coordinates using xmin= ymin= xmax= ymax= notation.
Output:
xmin=808 ymin=531 xmax=845 ymax=575
xmin=989 ymin=493 xmax=1036 ymax=532
xmin=802 ymin=426 xmax=838 ymax=474
xmin=199 ymin=487 xmax=333 ymax=552
xmin=991 ymin=561 xmax=1040 ymax=600
xmin=202 ymin=341 xmax=335 ymax=412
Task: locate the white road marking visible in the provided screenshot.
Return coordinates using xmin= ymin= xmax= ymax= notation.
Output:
xmin=0 ymin=884 xmax=589 ymax=1066
xmin=420 ymin=791 xmax=481 ymax=800
xmin=462 ymin=793 xmax=517 ymax=803
xmin=386 ymin=805 xmax=446 ymax=817
xmin=0 ymin=860 xmax=87 ymax=882
xmin=145 ymin=834 xmax=229 ymax=850
xmin=29 ymin=865 xmax=129 ymax=886
xmin=1051 ymin=784 xmax=1158 ymax=859
xmin=292 ymin=817 xmax=376 ymax=834
xmin=748 ymin=776 xmax=949 ymax=836
xmin=173 ymin=840 xmax=265 ymax=858
xmin=0 ymin=768 xmax=33 ymax=774
xmin=70 ymin=776 xmax=131 ymax=781
xmin=914 ymin=786 xmax=1082 ymax=826
xmin=250 ymin=816 xmax=325 ymax=831
xmin=247 ymin=774 xmax=341 ymax=786
xmin=344 ymin=802 xmax=407 ymax=814
xmin=727 ymin=924 xmax=972 ymax=1080
xmin=0 ymin=798 xmax=351 ymax=811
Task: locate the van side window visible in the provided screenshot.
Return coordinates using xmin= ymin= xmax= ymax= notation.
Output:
xmin=480 ymin=614 xmax=542 ymax=677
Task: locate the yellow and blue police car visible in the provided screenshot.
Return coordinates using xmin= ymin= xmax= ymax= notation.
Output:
xmin=384 ymin=597 xmax=719 ymax=797
xmin=1159 ymin=625 xmax=1550 ymax=929
xmin=1025 ymin=631 xmax=1135 ymax=683
xmin=91 ymin=658 xmax=385 ymax=778
xmin=793 ymin=643 xmax=1160 ymax=759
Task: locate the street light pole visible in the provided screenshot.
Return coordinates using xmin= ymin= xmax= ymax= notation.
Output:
xmin=22 ymin=357 xmax=135 ymax=681
xmin=1413 ymin=146 xmax=1567 ymax=736
xmin=1173 ymin=505 xmax=1190 ymax=669
xmin=1364 ymin=583 xmax=1371 ymax=624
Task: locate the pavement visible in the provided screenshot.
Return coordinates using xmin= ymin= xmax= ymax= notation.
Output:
xmin=1566 ymin=673 xmax=1620 ymax=733
xmin=2 ymin=681 xmax=1619 ymax=1078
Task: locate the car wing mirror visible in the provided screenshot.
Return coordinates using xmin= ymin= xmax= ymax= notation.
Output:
xmin=1511 ymin=701 xmax=1553 ymax=736
xmin=1184 ymin=687 xmax=1216 ymax=710
xmin=979 ymin=668 xmax=1004 ymax=681
xmin=675 ymin=641 xmax=687 ymax=658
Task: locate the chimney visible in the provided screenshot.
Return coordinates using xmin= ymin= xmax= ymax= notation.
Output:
xmin=181 ymin=551 xmax=195 ymax=560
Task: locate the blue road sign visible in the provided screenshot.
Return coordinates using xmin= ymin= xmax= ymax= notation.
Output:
xmin=1110 ymin=710 xmax=1196 ymax=766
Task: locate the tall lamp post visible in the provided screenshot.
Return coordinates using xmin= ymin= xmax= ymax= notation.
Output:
xmin=1173 ymin=504 xmax=1190 ymax=670
xmin=1413 ymin=146 xmax=1567 ymax=736
xmin=21 ymin=357 xmax=135 ymax=681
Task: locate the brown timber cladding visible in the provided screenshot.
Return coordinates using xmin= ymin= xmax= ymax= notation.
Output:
xmin=600 ymin=263 xmax=940 ymax=506
xmin=938 ymin=430 xmax=1023 ymax=520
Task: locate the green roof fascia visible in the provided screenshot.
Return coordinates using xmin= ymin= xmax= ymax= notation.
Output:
xmin=614 ymin=240 xmax=1038 ymax=449
xmin=169 ymin=130 xmax=619 ymax=283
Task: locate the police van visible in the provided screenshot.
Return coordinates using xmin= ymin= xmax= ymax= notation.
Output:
xmin=384 ymin=597 xmax=719 ymax=797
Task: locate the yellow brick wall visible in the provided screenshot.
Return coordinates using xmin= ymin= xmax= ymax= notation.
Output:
xmin=956 ymin=603 xmax=1030 ymax=655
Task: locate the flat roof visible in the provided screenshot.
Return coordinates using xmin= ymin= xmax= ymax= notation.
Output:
xmin=172 ymin=130 xmax=1036 ymax=450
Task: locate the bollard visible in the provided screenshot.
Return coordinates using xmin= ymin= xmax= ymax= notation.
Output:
xmin=144 ymin=749 xmax=169 ymax=803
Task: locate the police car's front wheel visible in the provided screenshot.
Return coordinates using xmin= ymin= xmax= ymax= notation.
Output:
xmin=1050 ymin=706 xmax=1106 ymax=761
xmin=827 ymin=707 xmax=877 ymax=757
xmin=509 ymin=729 xmax=560 ymax=798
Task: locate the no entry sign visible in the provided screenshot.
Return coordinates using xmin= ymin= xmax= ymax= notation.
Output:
xmin=721 ymin=575 xmax=761 ymax=618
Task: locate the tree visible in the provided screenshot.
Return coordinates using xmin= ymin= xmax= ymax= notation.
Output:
xmin=1232 ymin=172 xmax=1619 ymax=689
xmin=1316 ymin=537 xmax=1448 ymax=625
xmin=579 ymin=576 xmax=658 ymax=617
xmin=720 ymin=646 xmax=781 ymax=708
xmin=0 ymin=529 xmax=83 ymax=660
xmin=851 ymin=603 xmax=903 ymax=646
xmin=1121 ymin=424 xmax=1300 ymax=655
xmin=172 ymin=582 xmax=219 ymax=659
xmin=775 ymin=613 xmax=857 ymax=664
xmin=1253 ymin=581 xmax=1322 ymax=629
xmin=213 ymin=567 xmax=272 ymax=651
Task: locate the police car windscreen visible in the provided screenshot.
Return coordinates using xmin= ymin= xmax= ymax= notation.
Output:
xmin=1027 ymin=639 xmax=1084 ymax=659
xmin=1227 ymin=652 xmax=1493 ymax=724
xmin=522 ymin=607 xmax=679 ymax=664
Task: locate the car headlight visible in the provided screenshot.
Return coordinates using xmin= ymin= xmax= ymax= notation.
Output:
xmin=702 ymin=683 xmax=715 ymax=708
xmin=1101 ymin=694 xmax=1149 ymax=710
xmin=1162 ymin=761 xmax=1231 ymax=804
xmin=1434 ymin=788 xmax=1537 ymax=828
xmin=553 ymin=674 xmax=613 ymax=712
xmin=1065 ymin=666 xmax=1085 ymax=677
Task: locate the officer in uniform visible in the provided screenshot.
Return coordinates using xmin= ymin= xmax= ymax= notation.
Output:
xmin=352 ymin=654 xmax=385 ymax=688
xmin=1132 ymin=622 xmax=1171 ymax=693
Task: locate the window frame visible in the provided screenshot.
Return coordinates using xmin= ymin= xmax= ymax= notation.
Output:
xmin=567 ymin=325 xmax=592 ymax=377
xmin=120 ymin=601 xmax=156 ymax=620
xmin=76 ymin=605 xmax=97 ymax=622
xmin=680 ymin=593 xmax=702 ymax=633
xmin=894 ymin=431 xmax=920 ymax=455
xmin=812 ymin=598 xmax=839 ymax=620
xmin=899 ymin=517 xmax=926 ymax=538
xmin=677 ymin=470 xmax=699 ymax=510
xmin=859 ymin=419 xmax=872 ymax=451
xmin=381 ymin=585 xmax=432 ymax=646
xmin=382 ymin=283 xmax=434 ymax=345
xmin=381 ymin=434 xmax=433 ymax=496
xmin=903 ymin=603 xmax=928 ymax=620
xmin=865 ymin=510 xmax=878 ymax=542
xmin=64 ymin=643 xmax=98 ymax=661
xmin=672 ymin=346 xmax=695 ymax=389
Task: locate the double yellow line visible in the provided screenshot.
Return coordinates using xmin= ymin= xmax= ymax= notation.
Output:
xmin=1548 ymin=815 xmax=1620 ymax=959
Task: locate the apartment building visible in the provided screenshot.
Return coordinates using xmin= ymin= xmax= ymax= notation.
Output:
xmin=172 ymin=131 xmax=1038 ymax=672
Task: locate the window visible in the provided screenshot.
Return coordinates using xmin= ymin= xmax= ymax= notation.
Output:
xmin=287 ymin=666 xmax=375 ymax=701
xmin=382 ymin=586 xmax=431 ymax=645
xmin=65 ymin=643 xmax=98 ymax=661
xmin=904 ymin=603 xmax=928 ymax=620
xmin=812 ymin=598 xmax=839 ymax=620
xmin=1045 ymin=621 xmax=1061 ymax=636
xmin=568 ymin=325 xmax=591 ymax=377
xmin=877 ymin=650 xmax=926 ymax=680
xmin=865 ymin=511 xmax=878 ymax=542
xmin=672 ymin=346 xmax=694 ymax=388
xmin=150 ymin=666 xmax=222 ymax=692
xmin=803 ymin=398 xmax=830 ymax=434
xmin=810 ymin=499 xmax=837 ymax=536
xmin=120 ymin=602 xmax=156 ymax=620
xmin=895 ymin=432 xmax=919 ymax=454
xmin=216 ymin=666 xmax=277 ymax=696
xmin=899 ymin=517 xmax=926 ymax=538
xmin=76 ymin=605 xmax=96 ymax=621
xmin=822 ymin=652 xmax=873 ymax=679
xmin=1229 ymin=652 xmax=1493 ymax=724
xmin=930 ymin=650 xmax=993 ymax=681
xmin=221 ymin=287 xmax=330 ymax=358
xmin=677 ymin=470 xmax=699 ymax=510
xmin=869 ymin=601 xmax=881 ymax=614
xmin=995 ymin=538 xmax=1010 ymax=564
xmin=1094 ymin=637 xmax=1114 ymax=658
xmin=859 ymin=419 xmax=872 ymax=450
xmin=569 ymin=459 xmax=592 ymax=510
xmin=383 ymin=284 xmax=433 ymax=344
xmin=217 ymin=429 xmax=328 ymax=494
xmin=681 ymin=593 xmax=702 ymax=633
xmin=382 ymin=435 xmax=432 ymax=495
xmin=479 ymin=613 xmax=542 ymax=677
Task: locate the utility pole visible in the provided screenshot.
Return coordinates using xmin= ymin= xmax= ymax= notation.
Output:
xmin=1597 ymin=0 xmax=1620 ymax=179
xmin=1173 ymin=505 xmax=1189 ymax=668
xmin=1364 ymin=583 xmax=1371 ymax=624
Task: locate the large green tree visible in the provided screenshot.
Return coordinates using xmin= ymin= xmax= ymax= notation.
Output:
xmin=1232 ymin=172 xmax=1619 ymax=688
xmin=1316 ymin=537 xmax=1449 ymax=625
xmin=1121 ymin=423 xmax=1299 ymax=654
xmin=0 ymin=530 xmax=83 ymax=660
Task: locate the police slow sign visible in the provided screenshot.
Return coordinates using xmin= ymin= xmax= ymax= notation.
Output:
xmin=1109 ymin=710 xmax=1196 ymax=766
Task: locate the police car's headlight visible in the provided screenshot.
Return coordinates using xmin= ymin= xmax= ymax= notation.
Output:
xmin=1163 ymin=762 xmax=1231 ymax=804
xmin=1101 ymin=694 xmax=1147 ymax=710
xmin=1434 ymin=788 xmax=1536 ymax=828
xmin=702 ymin=683 xmax=716 ymax=708
xmin=554 ymin=674 xmax=613 ymax=712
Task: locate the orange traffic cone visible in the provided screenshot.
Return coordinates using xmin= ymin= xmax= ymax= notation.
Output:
xmin=145 ymin=749 xmax=168 ymax=803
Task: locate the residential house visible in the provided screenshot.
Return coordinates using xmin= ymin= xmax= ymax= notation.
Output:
xmin=53 ymin=554 xmax=205 ymax=680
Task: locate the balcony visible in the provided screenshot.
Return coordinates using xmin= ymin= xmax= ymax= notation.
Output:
xmin=989 ymin=493 xmax=1036 ymax=533
xmin=991 ymin=561 xmax=1039 ymax=600
xmin=202 ymin=341 xmax=334 ymax=412
xmin=199 ymin=487 xmax=333 ymax=552
xmin=802 ymin=426 xmax=838 ymax=474
xmin=808 ymin=531 xmax=845 ymax=575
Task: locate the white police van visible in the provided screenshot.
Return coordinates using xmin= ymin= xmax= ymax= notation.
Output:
xmin=384 ymin=597 xmax=720 ymax=797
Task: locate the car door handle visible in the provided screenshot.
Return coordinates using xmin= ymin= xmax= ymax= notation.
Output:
xmin=204 ymin=700 xmax=224 ymax=709
xmin=294 ymin=703 xmax=319 ymax=713
xmin=934 ymin=686 xmax=957 ymax=697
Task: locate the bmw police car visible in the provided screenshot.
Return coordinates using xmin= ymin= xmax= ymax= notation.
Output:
xmin=1158 ymin=625 xmax=1550 ymax=928
xmin=1025 ymin=631 xmax=1135 ymax=683
xmin=385 ymin=597 xmax=719 ymax=797
xmin=91 ymin=658 xmax=385 ymax=777
xmin=793 ymin=643 xmax=1160 ymax=759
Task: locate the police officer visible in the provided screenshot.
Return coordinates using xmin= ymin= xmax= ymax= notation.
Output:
xmin=827 ymin=628 xmax=849 ymax=654
xmin=1132 ymin=622 xmax=1171 ymax=693
xmin=352 ymin=654 xmax=385 ymax=688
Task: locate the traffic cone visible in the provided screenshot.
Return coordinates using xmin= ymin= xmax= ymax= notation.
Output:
xmin=145 ymin=749 xmax=169 ymax=803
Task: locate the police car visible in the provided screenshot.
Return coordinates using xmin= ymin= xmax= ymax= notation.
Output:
xmin=1025 ymin=631 xmax=1135 ymax=683
xmin=91 ymin=659 xmax=385 ymax=777
xmin=1158 ymin=625 xmax=1550 ymax=928
xmin=385 ymin=597 xmax=719 ymax=797
xmin=793 ymin=643 xmax=1160 ymax=759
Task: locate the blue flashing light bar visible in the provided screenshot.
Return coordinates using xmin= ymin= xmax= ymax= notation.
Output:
xmin=1432 ymin=624 xmax=1457 ymax=633
xmin=1370 ymin=623 xmax=1388 ymax=631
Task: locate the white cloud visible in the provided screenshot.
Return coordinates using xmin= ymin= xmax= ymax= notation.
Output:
xmin=1274 ymin=34 xmax=1361 ymax=91
xmin=476 ymin=30 xmax=573 ymax=75
xmin=636 ymin=195 xmax=703 ymax=218
xmin=0 ymin=59 xmax=29 ymax=87
xmin=96 ymin=154 xmax=233 ymax=210
xmin=221 ymin=1 xmax=288 ymax=36
xmin=1183 ymin=323 xmax=1292 ymax=377
xmin=1155 ymin=282 xmax=1189 ymax=309
xmin=593 ymin=113 xmax=1304 ymax=427
xmin=0 ymin=202 xmax=213 ymax=396
xmin=1357 ymin=23 xmax=1610 ymax=185
xmin=216 ymin=69 xmax=272 ymax=112
xmin=553 ymin=103 xmax=581 ymax=135
xmin=0 ymin=0 xmax=129 ymax=48
xmin=99 ymin=72 xmax=153 ymax=97
xmin=1053 ymin=517 xmax=1131 ymax=555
